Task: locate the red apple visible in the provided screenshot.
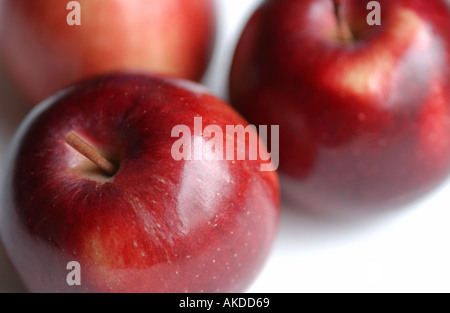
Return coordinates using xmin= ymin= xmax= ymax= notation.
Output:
xmin=0 ymin=73 xmax=279 ymax=292
xmin=0 ymin=0 xmax=216 ymax=104
xmin=229 ymin=0 xmax=450 ymax=213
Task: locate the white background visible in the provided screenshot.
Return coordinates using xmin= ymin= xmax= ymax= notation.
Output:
xmin=1 ymin=0 xmax=450 ymax=293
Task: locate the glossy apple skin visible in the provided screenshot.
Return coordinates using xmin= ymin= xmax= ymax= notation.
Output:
xmin=229 ymin=0 xmax=450 ymax=213
xmin=0 ymin=73 xmax=279 ymax=293
xmin=0 ymin=0 xmax=216 ymax=104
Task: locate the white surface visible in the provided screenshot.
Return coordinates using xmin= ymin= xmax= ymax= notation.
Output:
xmin=1 ymin=0 xmax=450 ymax=293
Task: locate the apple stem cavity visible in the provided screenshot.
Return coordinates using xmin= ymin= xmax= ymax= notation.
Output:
xmin=333 ymin=0 xmax=354 ymax=43
xmin=65 ymin=131 xmax=118 ymax=177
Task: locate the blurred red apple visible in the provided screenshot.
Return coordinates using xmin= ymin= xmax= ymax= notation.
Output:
xmin=229 ymin=0 xmax=450 ymax=213
xmin=0 ymin=73 xmax=279 ymax=292
xmin=0 ymin=0 xmax=216 ymax=104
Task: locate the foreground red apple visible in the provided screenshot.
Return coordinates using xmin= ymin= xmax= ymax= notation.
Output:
xmin=229 ymin=0 xmax=450 ymax=213
xmin=0 ymin=0 xmax=216 ymax=104
xmin=0 ymin=73 xmax=279 ymax=293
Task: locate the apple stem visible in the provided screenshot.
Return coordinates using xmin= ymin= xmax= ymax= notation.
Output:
xmin=333 ymin=0 xmax=354 ymax=42
xmin=65 ymin=131 xmax=118 ymax=176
